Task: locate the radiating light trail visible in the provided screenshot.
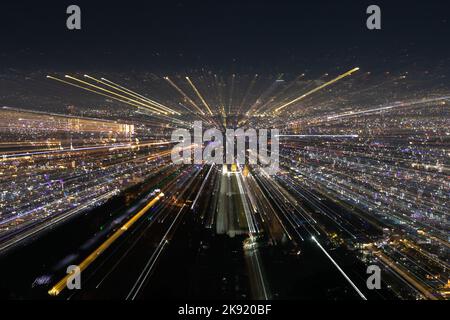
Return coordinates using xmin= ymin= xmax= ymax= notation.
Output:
xmin=84 ymin=75 xmax=181 ymax=115
xmin=126 ymin=204 xmax=185 ymax=300
xmin=64 ymin=75 xmax=169 ymax=115
xmin=164 ymin=76 xmax=206 ymax=115
xmin=276 ymin=134 xmax=359 ymax=138
xmin=48 ymin=75 xmax=192 ymax=126
xmin=237 ymin=74 xmax=258 ymax=116
xmin=185 ymin=76 xmax=214 ymax=115
xmin=48 ymin=192 xmax=164 ymax=296
xmin=274 ymin=67 xmax=360 ymax=112
xmin=47 ymin=75 xmax=163 ymax=115
xmin=326 ymin=95 xmax=450 ymax=120
xmin=312 ymin=236 xmax=367 ymax=300
xmin=190 ymin=164 xmax=215 ymax=210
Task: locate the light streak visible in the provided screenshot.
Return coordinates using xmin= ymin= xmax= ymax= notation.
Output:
xmin=274 ymin=67 xmax=360 ymax=112
xmin=190 ymin=164 xmax=215 ymax=210
xmin=326 ymin=96 xmax=450 ymax=120
xmin=64 ymin=75 xmax=169 ymax=115
xmin=312 ymin=236 xmax=367 ymax=300
xmin=276 ymin=134 xmax=359 ymax=138
xmin=164 ymin=76 xmax=206 ymax=115
xmin=185 ymin=76 xmax=214 ymax=115
xmin=46 ymin=75 xmax=163 ymax=115
xmin=48 ymin=192 xmax=164 ymax=296
xmin=126 ymin=204 xmax=185 ymax=300
xmin=85 ymin=75 xmax=181 ymax=115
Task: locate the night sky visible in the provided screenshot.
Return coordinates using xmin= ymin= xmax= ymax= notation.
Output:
xmin=1 ymin=0 xmax=450 ymax=73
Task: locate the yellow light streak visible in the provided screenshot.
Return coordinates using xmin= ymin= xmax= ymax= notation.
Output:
xmin=48 ymin=193 xmax=164 ymax=296
xmin=65 ymin=75 xmax=169 ymax=115
xmin=46 ymin=75 xmax=162 ymax=115
xmin=274 ymin=67 xmax=360 ymax=112
xmin=164 ymin=76 xmax=205 ymax=115
xmin=84 ymin=75 xmax=181 ymax=115
xmin=185 ymin=76 xmax=214 ymax=115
